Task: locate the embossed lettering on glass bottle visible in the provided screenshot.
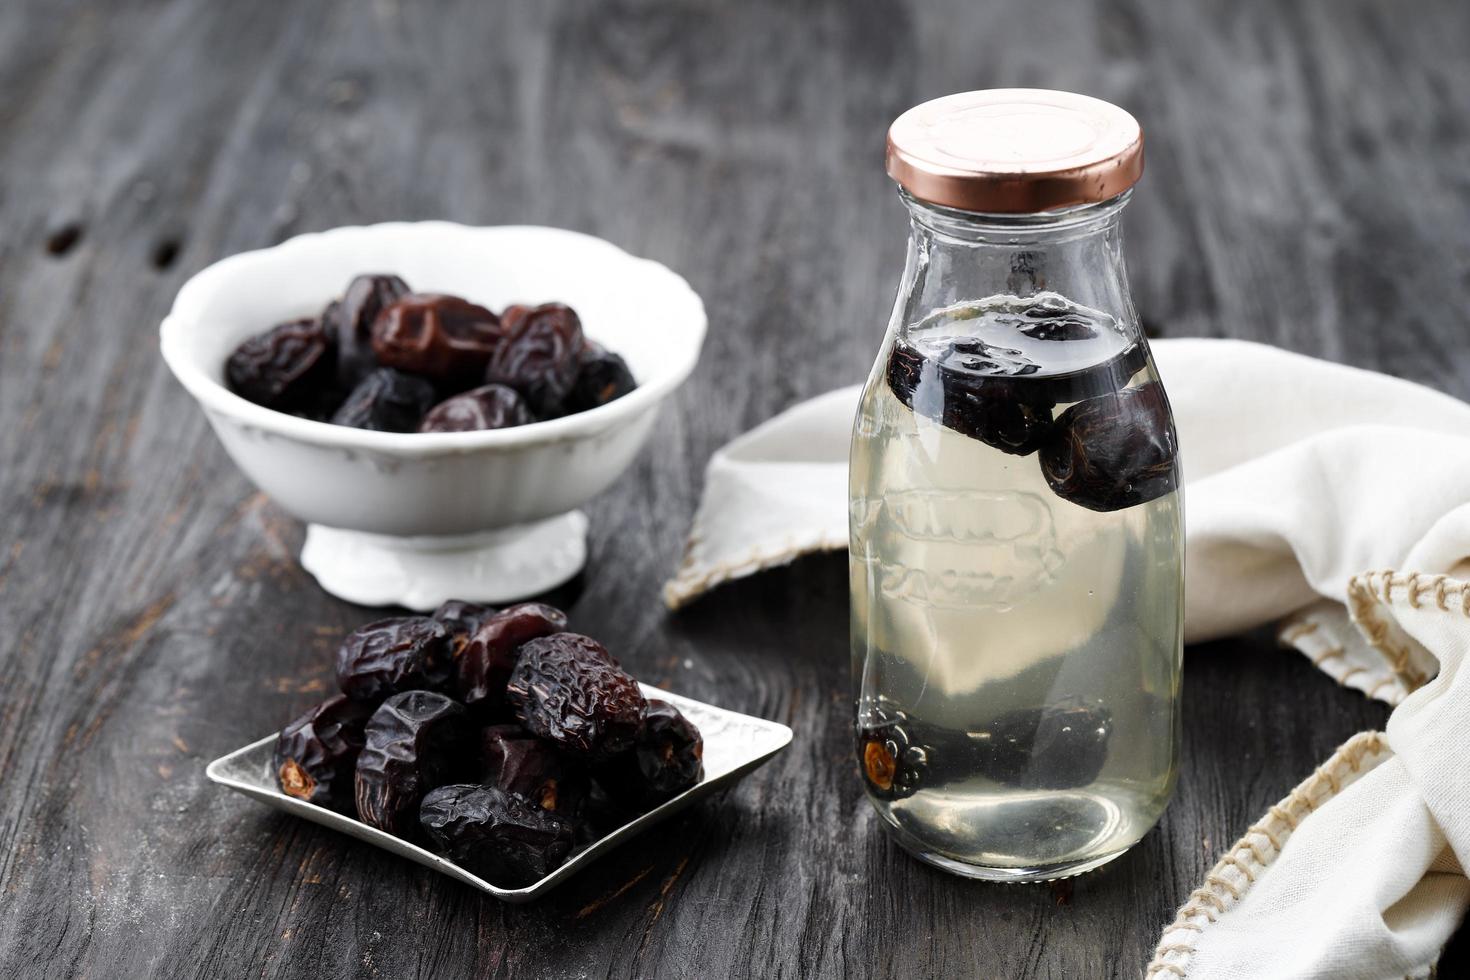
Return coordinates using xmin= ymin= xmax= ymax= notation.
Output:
xmin=849 ymin=90 xmax=1184 ymax=881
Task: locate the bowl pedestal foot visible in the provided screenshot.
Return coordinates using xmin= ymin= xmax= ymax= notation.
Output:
xmin=300 ymin=511 xmax=588 ymax=610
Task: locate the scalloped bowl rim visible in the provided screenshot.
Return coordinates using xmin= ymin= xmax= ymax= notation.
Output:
xmin=160 ymin=222 xmax=708 ymax=457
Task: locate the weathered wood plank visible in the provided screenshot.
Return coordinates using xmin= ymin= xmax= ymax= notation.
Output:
xmin=1 ymin=0 xmax=1467 ymax=977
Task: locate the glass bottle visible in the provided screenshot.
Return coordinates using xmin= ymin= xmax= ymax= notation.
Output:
xmin=849 ymin=90 xmax=1184 ymax=881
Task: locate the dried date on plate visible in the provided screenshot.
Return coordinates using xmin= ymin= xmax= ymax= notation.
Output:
xmin=372 ymin=294 xmax=505 ymax=386
xmin=480 ymin=724 xmax=588 ymax=817
xmin=418 ymin=384 xmax=535 ymax=433
xmin=330 ymin=368 xmax=438 ymax=432
xmin=1039 ymin=382 xmax=1178 ymax=512
xmin=419 ymin=783 xmax=575 ymax=888
xmin=454 ymin=603 xmax=567 ymax=715
xmin=597 ymin=699 xmax=703 ymax=810
xmin=856 ymin=696 xmax=928 ymax=801
xmin=324 ymin=273 xmax=410 ymax=388
xmin=355 ymin=691 xmax=470 ymax=838
xmin=336 ymin=616 xmax=452 ymax=702
xmin=565 ymin=344 xmax=637 ymax=413
xmin=484 ymin=303 xmax=585 ymax=416
xmin=225 ymin=317 xmax=335 ymax=410
xmin=968 ymin=696 xmax=1112 ymax=790
xmin=506 ymin=633 xmax=646 ymax=761
xmin=431 ymin=600 xmax=497 ymax=657
xmin=273 ymin=693 xmax=375 ymax=813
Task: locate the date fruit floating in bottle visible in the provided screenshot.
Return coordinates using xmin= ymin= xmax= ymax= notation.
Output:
xmin=506 ymin=633 xmax=646 ymax=761
xmin=484 ymin=303 xmax=586 ymax=416
xmin=330 ymin=367 xmax=438 ymax=432
xmin=273 ymin=693 xmax=375 ymax=813
xmin=419 ymin=783 xmax=576 ymax=887
xmin=969 ymin=696 xmax=1113 ymax=790
xmin=417 ymin=384 xmax=534 ymax=433
xmin=1039 ymin=382 xmax=1178 ymax=512
xmin=431 ymin=600 xmax=497 ymax=658
xmin=371 ymin=293 xmax=505 ymax=387
xmin=454 ymin=602 xmax=567 ymax=715
xmin=565 ymin=344 xmax=637 ymax=413
xmin=325 ymin=273 xmax=410 ymax=389
xmin=480 ymin=724 xmax=588 ymax=817
xmin=335 ymin=616 xmax=452 ymax=702
xmin=597 ymin=699 xmax=704 ymax=809
xmin=225 ymin=317 xmax=335 ymax=411
xmin=355 ymin=691 xmax=469 ymax=838
xmin=856 ymin=696 xmax=928 ymax=801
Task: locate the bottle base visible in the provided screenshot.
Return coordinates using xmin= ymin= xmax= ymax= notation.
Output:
xmin=894 ymin=837 xmax=1133 ymax=883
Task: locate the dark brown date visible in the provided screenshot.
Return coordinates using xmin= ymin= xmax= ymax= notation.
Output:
xmin=453 ymin=602 xmax=567 ymax=715
xmin=1039 ymin=382 xmax=1179 ymax=512
xmin=886 ymin=338 xmax=1055 ymax=456
xmin=324 ymin=273 xmax=410 ymax=388
xmin=856 ymin=696 xmax=928 ymax=801
xmin=480 ymin=724 xmax=587 ymax=817
xmin=355 ymin=691 xmax=469 ymax=838
xmin=330 ymin=368 xmax=438 ymax=432
xmin=969 ymin=696 xmax=1112 ymax=790
xmin=419 ymin=783 xmax=575 ymax=887
xmin=372 ymin=294 xmax=505 ymax=386
xmin=597 ymin=699 xmax=703 ymax=810
xmin=431 ymin=600 xmax=497 ymax=658
xmin=418 ymin=384 xmax=534 ymax=433
xmin=273 ymin=693 xmax=375 ymax=813
xmin=335 ymin=616 xmax=452 ymax=702
xmin=484 ymin=303 xmax=585 ymax=416
xmin=565 ymin=344 xmax=637 ymax=413
xmin=505 ymin=633 xmax=646 ymax=761
xmin=225 ymin=317 xmax=335 ymax=410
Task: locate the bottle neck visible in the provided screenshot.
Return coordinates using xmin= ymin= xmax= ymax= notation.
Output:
xmin=896 ymin=190 xmax=1140 ymax=337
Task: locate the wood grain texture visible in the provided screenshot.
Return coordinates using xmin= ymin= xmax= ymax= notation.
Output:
xmin=1 ymin=0 xmax=1467 ymax=976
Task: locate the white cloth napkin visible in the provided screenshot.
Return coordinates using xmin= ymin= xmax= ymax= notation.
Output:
xmin=666 ymin=338 xmax=1470 ymax=978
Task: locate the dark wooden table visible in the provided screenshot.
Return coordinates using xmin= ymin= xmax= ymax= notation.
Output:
xmin=3 ymin=1 xmax=1468 ymax=977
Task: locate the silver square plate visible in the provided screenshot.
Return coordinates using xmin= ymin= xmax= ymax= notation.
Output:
xmin=206 ymin=683 xmax=793 ymax=902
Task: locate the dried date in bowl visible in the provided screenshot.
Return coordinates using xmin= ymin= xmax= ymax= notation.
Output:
xmin=372 ymin=293 xmax=505 ymax=387
xmin=484 ymin=303 xmax=585 ymax=416
xmin=419 ymin=384 xmax=534 ymax=433
xmin=225 ymin=317 xmax=336 ymax=411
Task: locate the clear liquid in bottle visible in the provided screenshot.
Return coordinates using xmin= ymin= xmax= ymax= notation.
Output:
xmin=849 ymin=292 xmax=1183 ymax=881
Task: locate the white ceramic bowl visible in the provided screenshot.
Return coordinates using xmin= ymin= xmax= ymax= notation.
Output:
xmin=160 ymin=223 xmax=706 ymax=608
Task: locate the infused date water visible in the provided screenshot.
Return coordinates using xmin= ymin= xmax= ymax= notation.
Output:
xmin=851 ymin=91 xmax=1183 ymax=881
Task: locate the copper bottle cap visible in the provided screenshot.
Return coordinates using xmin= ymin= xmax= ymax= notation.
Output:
xmin=886 ymin=89 xmax=1144 ymax=214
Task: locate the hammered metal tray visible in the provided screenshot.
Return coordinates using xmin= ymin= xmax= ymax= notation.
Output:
xmin=206 ymin=683 xmax=792 ymax=902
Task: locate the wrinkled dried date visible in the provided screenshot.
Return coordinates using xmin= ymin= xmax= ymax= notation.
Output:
xmin=484 ymin=303 xmax=585 ymax=416
xmin=1039 ymin=382 xmax=1178 ymax=512
xmin=432 ymin=600 xmax=497 ymax=658
xmin=969 ymin=696 xmax=1113 ymax=790
xmin=372 ymin=294 xmax=505 ymax=386
xmin=506 ymin=633 xmax=646 ymax=760
xmin=336 ymin=616 xmax=452 ymax=702
xmin=418 ymin=384 xmax=534 ymax=432
xmin=355 ymin=691 xmax=469 ymax=838
xmin=856 ymin=696 xmax=928 ymax=801
xmin=454 ymin=602 xmax=567 ymax=716
xmin=597 ymin=699 xmax=703 ymax=810
xmin=419 ymin=783 xmax=575 ymax=887
xmin=226 ymin=317 xmax=335 ymax=410
xmin=273 ymin=693 xmax=375 ymax=813
xmin=566 ymin=345 xmax=637 ymax=413
xmin=887 ymin=339 xmax=1055 ymax=456
xmin=480 ymin=724 xmax=587 ymax=817
xmin=325 ymin=273 xmax=410 ymax=388
xmin=330 ymin=368 xmax=438 ymax=432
